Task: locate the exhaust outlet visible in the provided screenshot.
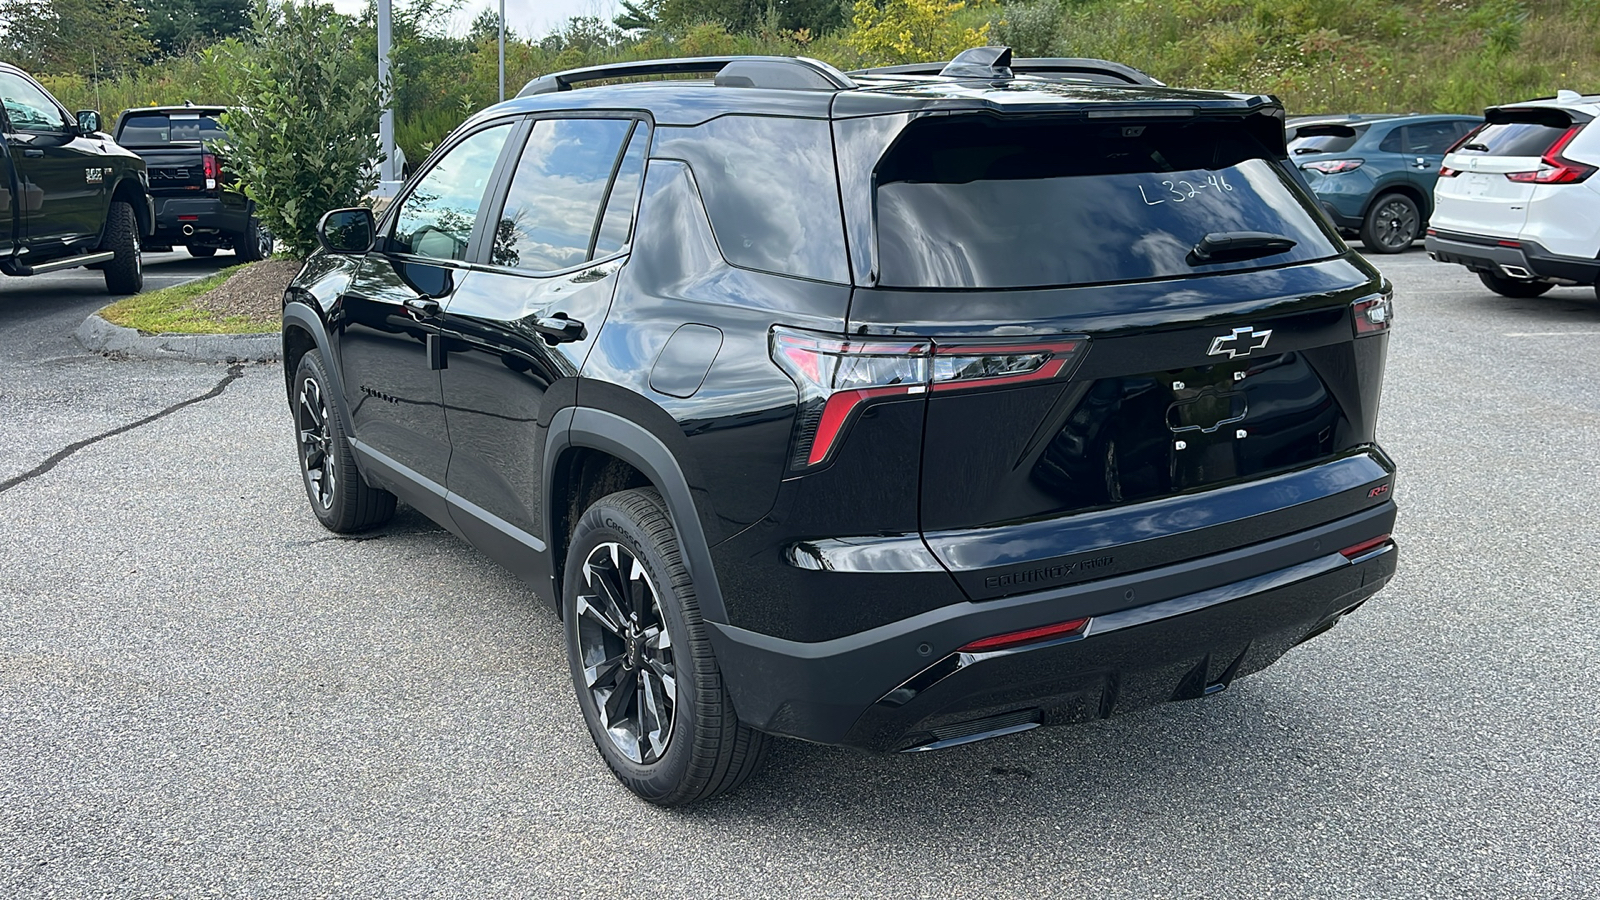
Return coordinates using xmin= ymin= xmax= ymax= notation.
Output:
xmin=181 ymin=224 xmax=195 ymax=236
xmin=1500 ymin=264 xmax=1533 ymax=279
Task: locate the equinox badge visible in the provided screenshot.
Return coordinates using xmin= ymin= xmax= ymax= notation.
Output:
xmin=1207 ymin=326 xmax=1272 ymax=359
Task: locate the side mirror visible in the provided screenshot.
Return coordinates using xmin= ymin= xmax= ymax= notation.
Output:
xmin=76 ymin=110 xmax=102 ymax=135
xmin=317 ymin=207 xmax=375 ymax=254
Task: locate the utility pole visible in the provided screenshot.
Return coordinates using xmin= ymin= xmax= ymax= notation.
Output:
xmin=498 ymin=0 xmax=506 ymax=102
xmin=377 ymin=0 xmax=399 ymax=193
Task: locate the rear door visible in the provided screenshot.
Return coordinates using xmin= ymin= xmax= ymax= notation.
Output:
xmin=841 ymin=113 xmax=1392 ymax=600
xmin=1436 ymin=109 xmax=1582 ymax=238
xmin=0 ymin=69 xmax=102 ymax=246
xmin=437 ymin=115 xmax=645 ymax=576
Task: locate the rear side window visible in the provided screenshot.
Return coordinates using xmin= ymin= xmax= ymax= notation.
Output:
xmin=1460 ymin=120 xmax=1572 ymax=157
xmin=593 ymin=125 xmax=649 ymax=258
xmin=873 ymin=116 xmax=1341 ymax=290
xmin=652 ymin=116 xmax=848 ymax=284
xmin=1289 ymin=125 xmax=1365 ymax=155
xmin=490 ymin=117 xmax=634 ymax=272
xmin=117 ymin=113 xmax=224 ymax=145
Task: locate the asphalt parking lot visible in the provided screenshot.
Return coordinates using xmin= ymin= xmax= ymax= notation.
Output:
xmin=2 ymin=248 xmax=1597 ymax=898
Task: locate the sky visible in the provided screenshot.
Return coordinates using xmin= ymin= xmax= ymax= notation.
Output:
xmin=329 ymin=0 xmax=622 ymax=40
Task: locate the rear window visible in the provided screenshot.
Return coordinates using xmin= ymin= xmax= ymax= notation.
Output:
xmin=117 ymin=112 xmax=224 ymax=145
xmin=874 ymin=116 xmax=1341 ymax=290
xmin=1289 ymin=125 xmax=1365 ymax=155
xmin=1458 ymin=121 xmax=1571 ymax=157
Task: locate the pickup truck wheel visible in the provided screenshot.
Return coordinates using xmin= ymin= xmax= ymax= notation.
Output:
xmin=1359 ymin=193 xmax=1419 ymax=254
xmin=101 ymin=201 xmax=143 ymax=294
xmin=235 ymin=216 xmax=273 ymax=262
xmin=293 ymin=350 xmax=396 ymax=533
xmin=1478 ymin=271 xmax=1553 ymax=298
xmin=563 ymin=488 xmax=770 ymax=806
xmin=188 ymin=246 xmax=217 ymax=258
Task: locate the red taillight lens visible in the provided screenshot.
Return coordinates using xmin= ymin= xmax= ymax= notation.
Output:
xmin=959 ymin=617 xmax=1090 ymax=653
xmin=1438 ymin=166 xmax=1460 ymax=177
xmin=1303 ymin=159 xmax=1364 ymax=175
xmin=202 ymin=152 xmax=219 ymax=190
xmin=771 ymin=328 xmax=1088 ymax=470
xmin=1340 ymin=534 xmax=1392 ymax=559
xmin=1505 ymin=125 xmax=1595 ymax=184
xmin=1352 ymin=292 xmax=1393 ymax=336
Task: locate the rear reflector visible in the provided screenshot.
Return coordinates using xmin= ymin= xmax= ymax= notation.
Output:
xmin=1340 ymin=534 xmax=1392 ymax=559
xmin=959 ymin=618 xmax=1090 ymax=653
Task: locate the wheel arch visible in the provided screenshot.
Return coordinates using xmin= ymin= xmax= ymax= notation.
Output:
xmin=546 ymin=407 xmax=728 ymax=625
xmin=281 ymin=300 xmax=356 ymax=439
xmin=108 ymin=177 xmax=152 ymax=236
xmin=1363 ymin=181 xmax=1432 ymax=224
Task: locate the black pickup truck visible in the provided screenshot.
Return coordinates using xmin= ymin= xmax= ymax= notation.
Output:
xmin=112 ymin=105 xmax=272 ymax=261
xmin=1 ymin=61 xmax=151 ymax=294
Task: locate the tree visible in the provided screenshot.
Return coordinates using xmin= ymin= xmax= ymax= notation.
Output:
xmin=144 ymin=0 xmax=251 ymax=56
xmin=0 ymin=0 xmax=151 ymax=75
xmin=845 ymin=0 xmax=989 ymax=64
xmin=216 ymin=1 xmax=381 ymax=257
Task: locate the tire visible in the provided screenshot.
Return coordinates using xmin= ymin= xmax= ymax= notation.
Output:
xmin=100 ymin=201 xmax=143 ymax=294
xmin=293 ymin=350 xmax=396 ymax=533
xmin=1478 ymin=271 xmax=1554 ymax=298
xmin=188 ymin=245 xmax=217 ymax=258
xmin=1359 ymin=193 xmax=1420 ymax=254
xmin=235 ymin=215 xmax=273 ymax=263
xmin=563 ymin=488 xmax=769 ymax=806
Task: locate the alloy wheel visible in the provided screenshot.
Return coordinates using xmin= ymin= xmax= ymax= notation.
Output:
xmin=297 ymin=376 xmax=336 ymax=509
xmin=575 ymin=542 xmax=677 ymax=764
xmin=1374 ymin=198 xmax=1417 ymax=251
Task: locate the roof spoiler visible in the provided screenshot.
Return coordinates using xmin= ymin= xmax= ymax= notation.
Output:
xmin=851 ymin=53 xmax=1162 ymax=86
xmin=518 ymin=56 xmax=855 ymax=97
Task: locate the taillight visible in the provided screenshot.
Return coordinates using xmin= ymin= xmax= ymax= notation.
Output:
xmin=202 ymin=152 xmax=219 ymax=191
xmin=771 ymin=327 xmax=1088 ymax=470
xmin=1302 ymin=159 xmax=1364 ymax=175
xmin=1438 ymin=166 xmax=1460 ymax=177
xmin=958 ymin=617 xmax=1090 ymax=653
xmin=1505 ymin=125 xmax=1595 ymax=184
xmin=1352 ymin=291 xmax=1393 ymax=336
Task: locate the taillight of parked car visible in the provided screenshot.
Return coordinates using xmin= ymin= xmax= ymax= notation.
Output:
xmin=1302 ymin=159 xmax=1364 ymax=175
xmin=771 ymin=327 xmax=1087 ymax=470
xmin=1505 ymin=125 xmax=1596 ymax=184
xmin=1351 ymin=290 xmax=1394 ymax=337
xmin=1437 ymin=125 xmax=1485 ymax=177
xmin=202 ymin=152 xmax=220 ymax=192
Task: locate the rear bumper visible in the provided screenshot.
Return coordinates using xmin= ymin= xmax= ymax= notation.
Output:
xmin=709 ymin=503 xmax=1397 ymax=752
xmin=1426 ymin=230 xmax=1600 ymax=284
xmin=151 ymin=196 xmax=250 ymax=240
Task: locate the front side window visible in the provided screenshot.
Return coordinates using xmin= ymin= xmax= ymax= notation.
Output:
xmin=489 ymin=117 xmax=633 ymax=272
xmin=0 ymin=72 xmax=68 ymax=132
xmin=393 ymin=122 xmax=514 ymax=261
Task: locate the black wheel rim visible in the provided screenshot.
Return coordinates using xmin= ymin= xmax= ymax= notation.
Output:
xmin=575 ymin=542 xmax=677 ymax=764
xmin=1374 ymin=199 xmax=1417 ymax=250
xmin=258 ymin=226 xmax=273 ymax=259
xmin=297 ymin=376 xmax=336 ymax=509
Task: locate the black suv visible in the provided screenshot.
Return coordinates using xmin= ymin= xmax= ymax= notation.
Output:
xmin=2 ymin=61 xmax=151 ymax=293
xmin=282 ymin=48 xmax=1399 ymax=805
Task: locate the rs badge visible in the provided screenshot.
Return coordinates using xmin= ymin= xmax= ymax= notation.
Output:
xmin=1207 ymin=326 xmax=1272 ymax=359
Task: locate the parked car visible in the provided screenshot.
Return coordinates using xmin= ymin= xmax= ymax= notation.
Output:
xmin=1425 ymin=90 xmax=1600 ymax=299
xmin=1 ymin=60 xmax=151 ymax=293
xmin=111 ymin=105 xmax=272 ymax=261
xmin=281 ymin=48 xmax=1399 ymax=805
xmin=1291 ymin=113 xmax=1482 ymax=253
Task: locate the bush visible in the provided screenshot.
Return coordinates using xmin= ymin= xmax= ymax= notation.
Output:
xmin=845 ymin=0 xmax=990 ymax=64
xmin=214 ymin=1 xmax=380 ymax=258
xmin=990 ymin=0 xmax=1060 ymax=58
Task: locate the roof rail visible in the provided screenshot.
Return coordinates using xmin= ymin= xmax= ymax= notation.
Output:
xmin=851 ymin=56 xmax=1161 ymax=87
xmin=517 ymin=56 xmax=855 ymax=97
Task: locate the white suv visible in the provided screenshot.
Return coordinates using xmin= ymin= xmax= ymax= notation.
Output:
xmin=1425 ymin=90 xmax=1599 ymax=299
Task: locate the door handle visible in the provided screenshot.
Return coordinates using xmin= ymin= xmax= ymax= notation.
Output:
xmin=403 ymin=297 xmax=441 ymax=316
xmin=22 ymin=149 xmax=43 ymax=158
xmin=531 ymin=312 xmax=587 ymax=344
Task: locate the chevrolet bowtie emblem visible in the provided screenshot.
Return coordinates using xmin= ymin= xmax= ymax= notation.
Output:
xmin=1208 ymin=326 xmax=1272 ymax=359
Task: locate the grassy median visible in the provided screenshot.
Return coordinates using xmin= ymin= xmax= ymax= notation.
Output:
xmin=99 ymin=261 xmax=291 ymax=335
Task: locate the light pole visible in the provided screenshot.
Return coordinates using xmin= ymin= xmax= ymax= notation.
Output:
xmin=377 ymin=0 xmax=399 ymax=193
xmin=498 ymin=0 xmax=506 ymax=102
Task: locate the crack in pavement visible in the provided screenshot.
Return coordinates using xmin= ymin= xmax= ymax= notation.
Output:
xmin=0 ymin=363 xmax=247 ymax=496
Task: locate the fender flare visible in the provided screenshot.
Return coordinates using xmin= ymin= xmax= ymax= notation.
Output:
xmin=281 ymin=300 xmax=357 ymax=439
xmin=545 ymin=406 xmax=728 ymax=625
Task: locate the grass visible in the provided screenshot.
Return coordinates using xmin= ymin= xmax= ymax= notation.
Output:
xmin=99 ymin=266 xmax=277 ymax=334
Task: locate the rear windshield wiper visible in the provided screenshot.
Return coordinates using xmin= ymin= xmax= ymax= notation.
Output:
xmin=1188 ymin=232 xmax=1298 ymax=266
xmin=1462 ymin=142 xmax=1490 ymax=152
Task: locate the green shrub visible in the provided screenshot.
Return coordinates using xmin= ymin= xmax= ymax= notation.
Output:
xmin=990 ymin=0 xmax=1060 ymax=58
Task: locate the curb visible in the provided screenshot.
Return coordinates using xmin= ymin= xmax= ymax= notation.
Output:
xmin=76 ymin=312 xmax=279 ymax=363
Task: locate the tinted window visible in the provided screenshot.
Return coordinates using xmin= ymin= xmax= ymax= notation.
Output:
xmin=874 ymin=116 xmax=1341 ymax=290
xmin=0 ymin=72 xmax=67 ymax=131
xmin=393 ymin=122 xmax=513 ymax=261
xmin=117 ymin=112 xmax=225 ymax=145
xmin=1289 ymin=126 xmax=1365 ymax=155
xmin=1460 ymin=121 xmax=1570 ymax=157
xmin=1379 ymin=127 xmax=1404 ymax=153
xmin=489 ymin=117 xmax=631 ymax=272
xmin=652 ymin=117 xmax=848 ymax=284
xmin=1407 ymin=121 xmax=1465 ymax=154
xmin=593 ymin=125 xmax=648 ymax=258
